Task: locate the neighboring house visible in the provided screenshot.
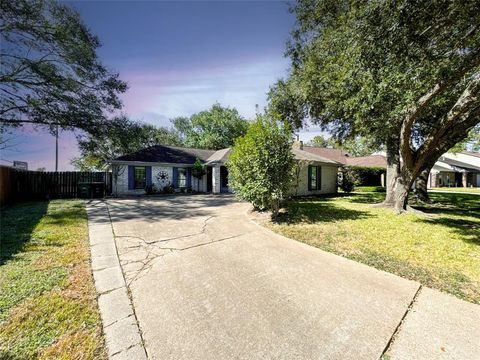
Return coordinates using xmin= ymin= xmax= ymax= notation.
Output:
xmin=304 ymin=145 xmax=480 ymax=188
xmin=108 ymin=143 xmax=341 ymax=196
xmin=428 ymin=151 xmax=480 ymax=188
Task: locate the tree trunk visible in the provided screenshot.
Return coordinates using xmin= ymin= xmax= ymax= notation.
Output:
xmin=383 ymin=138 xmax=414 ymax=213
xmin=415 ymin=163 xmax=434 ymax=203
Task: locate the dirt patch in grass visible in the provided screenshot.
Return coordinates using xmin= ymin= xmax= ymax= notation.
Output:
xmin=264 ymin=192 xmax=480 ymax=304
xmin=0 ymin=200 xmax=106 ymax=360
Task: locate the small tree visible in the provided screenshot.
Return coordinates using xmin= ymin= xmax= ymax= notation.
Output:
xmin=227 ymin=116 xmax=295 ymax=219
xmin=191 ymin=158 xmax=206 ymax=192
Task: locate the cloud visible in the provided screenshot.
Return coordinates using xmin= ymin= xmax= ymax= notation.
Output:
xmin=121 ymin=56 xmax=290 ymax=121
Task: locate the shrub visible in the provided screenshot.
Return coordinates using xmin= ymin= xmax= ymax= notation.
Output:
xmin=144 ymin=184 xmax=157 ymax=195
xmin=344 ymin=166 xmax=385 ymax=186
xmin=162 ymin=184 xmax=175 ymax=194
xmin=227 ymin=115 xmax=295 ymax=218
xmin=340 ymin=167 xmax=361 ymax=192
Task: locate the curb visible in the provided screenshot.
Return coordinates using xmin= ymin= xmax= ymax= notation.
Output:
xmin=86 ymin=200 xmax=148 ymax=360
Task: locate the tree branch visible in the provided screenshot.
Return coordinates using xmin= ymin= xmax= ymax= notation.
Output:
xmin=399 ymin=56 xmax=480 ymax=169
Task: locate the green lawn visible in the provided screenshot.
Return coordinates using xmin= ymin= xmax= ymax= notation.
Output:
xmin=430 ymin=187 xmax=480 ymax=194
xmin=266 ymin=192 xmax=480 ymax=304
xmin=0 ymin=200 xmax=106 ymax=360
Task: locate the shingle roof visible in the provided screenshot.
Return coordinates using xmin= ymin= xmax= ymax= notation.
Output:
xmin=346 ymin=155 xmax=387 ymax=168
xmin=292 ymin=148 xmax=341 ymax=165
xmin=113 ymin=145 xmax=216 ymax=164
xmin=206 ymin=148 xmax=231 ymax=164
xmin=112 ymin=144 xmax=341 ymax=166
xmin=303 ymin=146 xmax=350 ymax=164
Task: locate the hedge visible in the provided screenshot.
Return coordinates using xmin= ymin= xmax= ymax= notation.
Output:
xmin=342 ymin=165 xmax=385 ymax=186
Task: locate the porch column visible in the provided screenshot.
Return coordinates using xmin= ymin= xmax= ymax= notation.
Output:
xmin=212 ymin=165 xmax=221 ymax=193
xmin=462 ymin=172 xmax=468 ymax=187
xmin=430 ymin=172 xmax=438 ymax=188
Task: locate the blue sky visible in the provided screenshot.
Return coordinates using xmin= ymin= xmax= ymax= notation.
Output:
xmin=2 ymin=0 xmax=323 ymax=170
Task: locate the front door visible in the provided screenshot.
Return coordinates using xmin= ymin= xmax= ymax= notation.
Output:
xmin=206 ymin=167 xmax=213 ymax=192
xmin=220 ymin=166 xmax=229 ymax=192
xmin=454 ymin=172 xmax=462 ymax=187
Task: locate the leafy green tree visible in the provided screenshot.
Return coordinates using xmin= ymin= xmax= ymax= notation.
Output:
xmin=191 ymin=158 xmax=206 ymax=192
xmin=308 ymin=135 xmax=335 ymax=148
xmin=308 ymin=134 xmax=381 ymax=156
xmin=227 ymin=116 xmax=295 ymax=218
xmin=338 ymin=137 xmax=383 ymax=157
xmin=71 ymin=116 xmax=182 ymax=171
xmin=450 ymin=125 xmax=480 ymax=153
xmin=171 ymin=103 xmax=249 ymax=150
xmin=0 ymin=0 xmax=127 ymax=133
xmin=269 ymin=0 xmax=480 ymax=212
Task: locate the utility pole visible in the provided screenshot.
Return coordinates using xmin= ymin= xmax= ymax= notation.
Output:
xmin=55 ymin=124 xmax=58 ymax=172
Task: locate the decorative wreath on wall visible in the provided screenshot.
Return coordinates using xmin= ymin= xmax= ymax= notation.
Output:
xmin=156 ymin=170 xmax=169 ymax=183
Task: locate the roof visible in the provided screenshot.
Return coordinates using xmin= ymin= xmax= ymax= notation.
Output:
xmin=461 ymin=151 xmax=480 ymax=159
xmin=346 ymin=155 xmax=387 ymax=168
xmin=113 ymin=145 xmax=216 ymax=164
xmin=438 ymin=156 xmax=480 ymax=172
xmin=292 ymin=148 xmax=341 ymax=165
xmin=111 ymin=144 xmax=341 ymax=166
xmin=303 ymin=146 xmax=350 ymax=164
xmin=206 ymin=148 xmax=231 ymax=164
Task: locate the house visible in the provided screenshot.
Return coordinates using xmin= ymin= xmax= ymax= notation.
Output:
xmin=303 ymin=145 xmax=480 ymax=188
xmin=303 ymin=146 xmax=387 ymax=186
xmin=428 ymin=151 xmax=480 ymax=188
xmin=108 ymin=143 xmax=341 ymax=196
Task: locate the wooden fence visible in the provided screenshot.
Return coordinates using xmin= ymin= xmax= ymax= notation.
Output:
xmin=0 ymin=166 xmax=112 ymax=206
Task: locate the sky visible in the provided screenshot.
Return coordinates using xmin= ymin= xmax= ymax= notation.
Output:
xmin=1 ymin=0 xmax=324 ymax=171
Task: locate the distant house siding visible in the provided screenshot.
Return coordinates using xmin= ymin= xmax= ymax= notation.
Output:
xmin=289 ymin=163 xmax=338 ymax=196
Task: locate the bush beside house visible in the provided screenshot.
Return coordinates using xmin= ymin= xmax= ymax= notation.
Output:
xmin=227 ymin=117 xmax=295 ymax=218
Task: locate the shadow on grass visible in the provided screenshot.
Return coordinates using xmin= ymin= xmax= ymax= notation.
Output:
xmin=0 ymin=201 xmax=49 ymax=265
xmin=410 ymin=193 xmax=480 ymax=246
xmin=276 ymin=197 xmax=373 ymax=224
xmin=419 ymin=217 xmax=480 ymax=246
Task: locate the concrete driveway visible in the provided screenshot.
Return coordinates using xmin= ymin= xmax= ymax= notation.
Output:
xmin=100 ymin=195 xmax=479 ymax=360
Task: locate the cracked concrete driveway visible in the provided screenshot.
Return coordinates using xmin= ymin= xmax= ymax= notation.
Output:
xmin=103 ymin=195 xmax=479 ymax=360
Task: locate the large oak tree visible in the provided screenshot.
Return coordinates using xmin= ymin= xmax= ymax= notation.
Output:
xmin=0 ymin=0 xmax=127 ymax=133
xmin=269 ymin=0 xmax=480 ymax=212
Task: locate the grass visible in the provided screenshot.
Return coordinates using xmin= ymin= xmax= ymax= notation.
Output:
xmin=265 ymin=191 xmax=480 ymax=304
xmin=430 ymin=187 xmax=480 ymax=194
xmin=353 ymin=186 xmax=386 ymax=193
xmin=0 ymin=200 xmax=106 ymax=360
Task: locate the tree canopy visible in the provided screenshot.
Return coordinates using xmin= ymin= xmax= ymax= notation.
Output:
xmin=269 ymin=0 xmax=480 ymax=211
xmin=171 ymin=103 xmax=250 ymax=150
xmin=0 ymin=0 xmax=127 ymax=133
xmin=71 ymin=116 xmax=182 ymax=170
xmin=308 ymin=134 xmax=381 ymax=156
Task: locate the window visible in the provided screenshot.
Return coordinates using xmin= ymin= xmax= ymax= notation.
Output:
xmin=308 ymin=165 xmax=321 ymax=191
xmin=309 ymin=166 xmax=317 ymax=190
xmin=177 ymin=168 xmax=187 ymax=188
xmin=134 ymin=167 xmax=146 ymax=189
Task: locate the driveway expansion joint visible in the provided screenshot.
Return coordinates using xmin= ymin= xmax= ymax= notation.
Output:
xmin=379 ymin=284 xmax=423 ymax=359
